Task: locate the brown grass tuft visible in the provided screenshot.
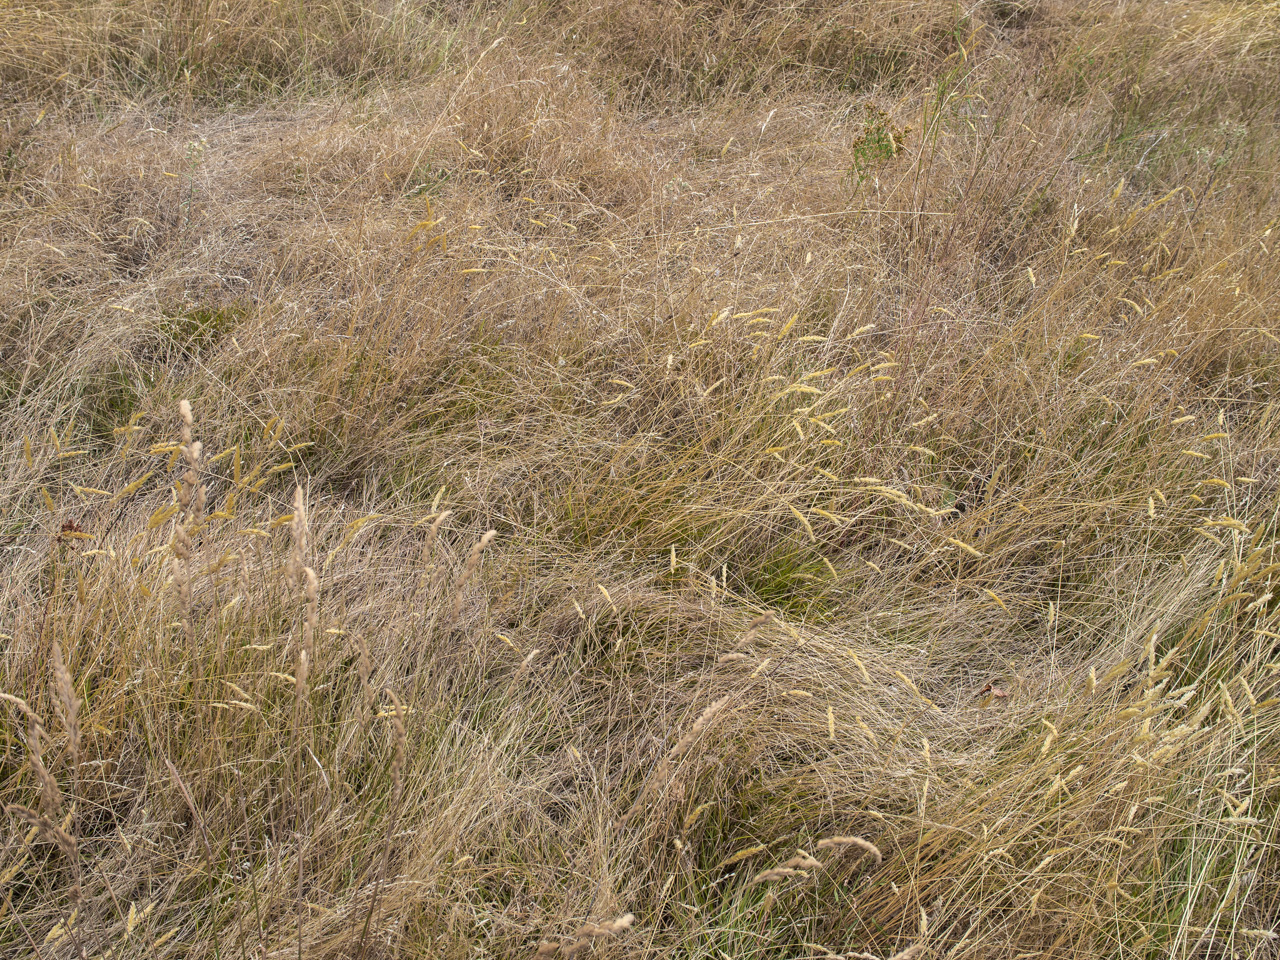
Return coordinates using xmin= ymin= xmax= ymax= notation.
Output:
xmin=1 ymin=1 xmax=1279 ymax=957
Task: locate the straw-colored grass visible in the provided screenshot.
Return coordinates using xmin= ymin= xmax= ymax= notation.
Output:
xmin=2 ymin=0 xmax=1279 ymax=957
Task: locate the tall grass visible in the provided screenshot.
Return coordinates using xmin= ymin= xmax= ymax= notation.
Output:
xmin=1 ymin=0 xmax=1279 ymax=957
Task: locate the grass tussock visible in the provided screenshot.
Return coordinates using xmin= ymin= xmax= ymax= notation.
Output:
xmin=2 ymin=0 xmax=1280 ymax=957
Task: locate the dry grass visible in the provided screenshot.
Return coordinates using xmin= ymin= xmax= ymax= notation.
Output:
xmin=2 ymin=0 xmax=1279 ymax=957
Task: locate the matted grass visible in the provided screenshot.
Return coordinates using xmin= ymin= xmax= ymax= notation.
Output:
xmin=1 ymin=1 xmax=1278 ymax=958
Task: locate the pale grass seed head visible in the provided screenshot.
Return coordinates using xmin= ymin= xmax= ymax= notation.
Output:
xmin=386 ymin=687 xmax=407 ymax=806
xmin=782 ymin=853 xmax=823 ymax=870
xmin=735 ymin=611 xmax=773 ymax=648
xmin=288 ymin=485 xmax=308 ymax=590
xmin=50 ymin=636 xmax=80 ymax=772
xmin=4 ymin=803 xmax=77 ymax=858
xmin=669 ymin=694 xmax=730 ymax=760
xmin=816 ymin=836 xmax=883 ymax=863
xmin=296 ymin=566 xmax=319 ymax=700
xmin=449 ymin=529 xmax=497 ymax=627
xmin=421 ymin=508 xmax=453 ymax=570
xmin=750 ymin=867 xmax=808 ymax=885
xmin=559 ymin=913 xmax=636 ymax=956
xmin=2 ymin=695 xmax=60 ymax=815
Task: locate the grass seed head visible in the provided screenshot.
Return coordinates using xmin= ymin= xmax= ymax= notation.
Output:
xmin=50 ymin=637 xmax=80 ymax=772
xmin=750 ymin=867 xmax=808 ymax=884
xmin=816 ymin=836 xmax=883 ymax=863
xmin=561 ymin=913 xmax=636 ymax=956
xmin=448 ymin=529 xmax=497 ymax=627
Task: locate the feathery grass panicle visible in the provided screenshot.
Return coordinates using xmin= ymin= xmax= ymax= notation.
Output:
xmin=448 ymin=529 xmax=496 ymax=629
xmin=49 ymin=636 xmax=80 ymax=793
xmin=419 ymin=508 xmax=453 ymax=590
xmin=716 ymin=844 xmax=768 ymax=871
xmin=177 ymin=399 xmax=205 ymax=527
xmin=735 ymin=611 xmax=774 ymax=649
xmin=816 ymin=836 xmax=883 ymax=863
xmin=618 ymin=695 xmax=731 ymax=830
xmin=386 ymin=687 xmax=408 ymax=807
xmin=558 ymin=913 xmax=636 ymax=956
xmin=750 ymin=866 xmax=808 ymax=885
xmin=3 ymin=694 xmax=60 ymax=817
xmin=173 ymin=400 xmax=206 ymax=657
xmin=783 ymin=853 xmax=823 ymax=870
xmin=297 ymin=566 xmax=318 ymax=701
xmin=288 ymin=485 xmax=309 ymax=591
xmin=4 ymin=804 xmax=77 ymax=858
xmin=669 ymin=695 xmax=731 ymax=760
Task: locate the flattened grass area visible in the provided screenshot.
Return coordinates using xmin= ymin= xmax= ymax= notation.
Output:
xmin=1 ymin=1 xmax=1279 ymax=957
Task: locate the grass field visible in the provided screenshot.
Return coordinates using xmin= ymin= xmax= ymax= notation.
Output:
xmin=1 ymin=1 xmax=1279 ymax=957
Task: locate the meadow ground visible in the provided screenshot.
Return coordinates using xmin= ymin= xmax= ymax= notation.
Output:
xmin=1 ymin=1 xmax=1279 ymax=957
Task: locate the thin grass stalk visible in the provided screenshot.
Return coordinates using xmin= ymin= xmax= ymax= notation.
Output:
xmin=356 ymin=687 xmax=408 ymax=960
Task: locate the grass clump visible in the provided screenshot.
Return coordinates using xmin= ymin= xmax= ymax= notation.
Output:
xmin=2 ymin=1 xmax=1280 ymax=958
